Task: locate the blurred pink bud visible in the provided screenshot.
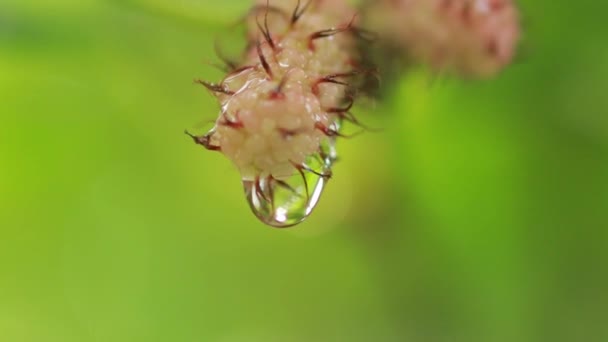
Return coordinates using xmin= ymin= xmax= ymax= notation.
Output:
xmin=366 ymin=0 xmax=521 ymax=77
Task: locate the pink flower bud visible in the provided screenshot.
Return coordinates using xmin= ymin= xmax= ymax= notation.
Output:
xmin=366 ymin=0 xmax=521 ymax=77
xmin=190 ymin=0 xmax=368 ymax=227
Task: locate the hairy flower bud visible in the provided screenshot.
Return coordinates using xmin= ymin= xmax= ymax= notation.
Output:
xmin=189 ymin=0 xmax=369 ymax=227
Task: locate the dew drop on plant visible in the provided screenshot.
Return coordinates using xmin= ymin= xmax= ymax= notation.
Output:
xmin=242 ymin=134 xmax=338 ymax=228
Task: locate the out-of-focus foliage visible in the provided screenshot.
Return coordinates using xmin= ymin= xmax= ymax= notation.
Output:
xmin=0 ymin=1 xmax=606 ymax=341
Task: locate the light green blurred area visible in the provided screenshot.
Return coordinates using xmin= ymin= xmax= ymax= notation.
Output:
xmin=1 ymin=0 xmax=607 ymax=341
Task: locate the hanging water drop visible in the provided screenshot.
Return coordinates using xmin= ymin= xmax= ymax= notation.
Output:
xmin=243 ymin=136 xmax=338 ymax=228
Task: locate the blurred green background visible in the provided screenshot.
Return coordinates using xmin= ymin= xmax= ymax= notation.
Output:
xmin=1 ymin=0 xmax=607 ymax=341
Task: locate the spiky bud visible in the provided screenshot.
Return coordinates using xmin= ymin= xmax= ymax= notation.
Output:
xmin=189 ymin=0 xmax=369 ymax=227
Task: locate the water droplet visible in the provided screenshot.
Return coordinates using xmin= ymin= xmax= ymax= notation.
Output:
xmin=243 ymin=135 xmax=338 ymax=228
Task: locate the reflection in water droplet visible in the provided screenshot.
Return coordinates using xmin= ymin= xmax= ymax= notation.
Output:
xmin=243 ymin=134 xmax=338 ymax=228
